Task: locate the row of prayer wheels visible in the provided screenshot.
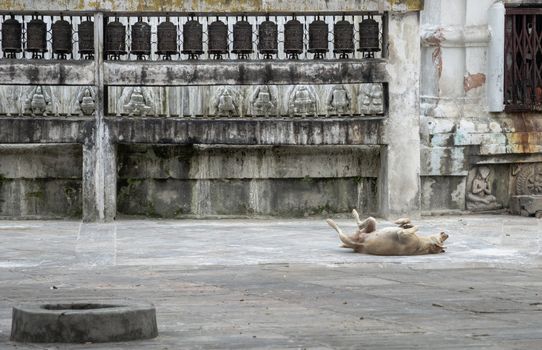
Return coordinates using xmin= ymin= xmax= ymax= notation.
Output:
xmin=1 ymin=15 xmax=381 ymax=60
xmin=1 ymin=15 xmax=93 ymax=59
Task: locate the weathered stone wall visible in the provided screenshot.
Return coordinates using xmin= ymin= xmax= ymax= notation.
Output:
xmin=116 ymin=145 xmax=380 ymax=217
xmin=0 ymin=0 xmax=423 ymax=12
xmin=0 ymin=0 xmax=422 ymax=220
xmin=0 ymin=144 xmax=82 ymax=218
xmin=420 ymin=0 xmax=542 ymax=214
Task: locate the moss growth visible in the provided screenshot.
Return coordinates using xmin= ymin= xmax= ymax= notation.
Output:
xmin=25 ymin=190 xmax=45 ymax=200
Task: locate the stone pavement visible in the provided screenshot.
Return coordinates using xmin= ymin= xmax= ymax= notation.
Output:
xmin=0 ymin=215 xmax=541 ymax=349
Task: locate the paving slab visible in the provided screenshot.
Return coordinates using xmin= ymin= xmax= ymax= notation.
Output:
xmin=0 ymin=215 xmax=541 ymax=349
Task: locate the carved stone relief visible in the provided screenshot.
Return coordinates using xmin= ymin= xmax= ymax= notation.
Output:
xmin=213 ymin=86 xmax=240 ymax=116
xmin=358 ymin=83 xmax=384 ymax=115
xmin=288 ymin=85 xmax=318 ymax=116
xmin=466 ymin=166 xmax=502 ymax=211
xmin=74 ymin=86 xmax=96 ymax=116
xmin=23 ymin=86 xmax=53 ymax=116
xmin=514 ymin=163 xmax=542 ymax=195
xmin=327 ymin=85 xmax=351 ymax=116
xmin=250 ymin=85 xmax=278 ymax=116
xmin=120 ymin=87 xmax=155 ymax=116
xmin=510 ymin=163 xmax=542 ymax=217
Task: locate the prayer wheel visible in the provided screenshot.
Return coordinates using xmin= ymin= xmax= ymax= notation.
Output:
xmin=359 ymin=17 xmax=380 ymax=55
xmin=182 ymin=19 xmax=203 ymax=59
xmin=131 ymin=17 xmax=151 ymax=59
xmin=284 ymin=18 xmax=303 ymax=59
xmin=257 ymin=18 xmax=277 ymax=58
xmin=105 ymin=19 xmax=126 ymax=59
xmin=52 ymin=18 xmax=72 ymax=58
xmin=333 ymin=18 xmax=354 ymax=58
xmin=26 ymin=17 xmax=47 ymax=58
xmin=308 ymin=18 xmax=328 ymax=59
xmin=157 ymin=18 xmax=177 ymax=59
xmin=2 ymin=16 xmax=22 ymax=58
xmin=232 ymin=18 xmax=252 ymax=58
xmin=208 ymin=19 xmax=228 ymax=59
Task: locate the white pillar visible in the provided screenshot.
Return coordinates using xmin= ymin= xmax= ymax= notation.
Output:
xmin=487 ymin=1 xmax=505 ymax=112
xmin=380 ymin=11 xmax=422 ymax=218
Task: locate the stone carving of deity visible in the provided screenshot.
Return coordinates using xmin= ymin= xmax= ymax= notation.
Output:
xmin=466 ymin=166 xmax=501 ymax=211
xmin=288 ymin=85 xmax=317 ymax=116
xmin=327 ymin=85 xmax=351 ymax=115
xmin=24 ymin=86 xmax=53 ymax=116
xmin=251 ymin=85 xmax=277 ymax=116
xmin=122 ymin=87 xmax=153 ymax=116
xmin=358 ymin=83 xmax=384 ymax=115
xmin=76 ymin=87 xmax=96 ymax=116
xmin=214 ymin=87 xmax=239 ymax=116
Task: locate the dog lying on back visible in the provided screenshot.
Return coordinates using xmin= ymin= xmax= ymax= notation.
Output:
xmin=326 ymin=210 xmax=448 ymax=256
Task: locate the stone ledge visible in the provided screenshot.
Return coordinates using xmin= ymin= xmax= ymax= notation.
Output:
xmin=104 ymin=60 xmax=388 ymax=86
xmin=107 ymin=116 xmax=385 ymax=145
xmin=0 ymin=60 xmax=95 ymax=86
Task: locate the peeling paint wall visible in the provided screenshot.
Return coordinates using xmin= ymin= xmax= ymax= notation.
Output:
xmin=420 ymin=0 xmax=542 ymax=214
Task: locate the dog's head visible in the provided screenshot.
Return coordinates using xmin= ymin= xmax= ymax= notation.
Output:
xmin=428 ymin=232 xmax=449 ymax=254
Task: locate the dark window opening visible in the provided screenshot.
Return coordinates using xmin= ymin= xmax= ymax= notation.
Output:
xmin=504 ymin=6 xmax=542 ymax=112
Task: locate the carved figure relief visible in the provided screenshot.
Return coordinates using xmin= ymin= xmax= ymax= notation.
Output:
xmin=288 ymin=85 xmax=317 ymax=116
xmin=358 ymin=83 xmax=384 ymax=115
xmin=251 ymin=85 xmax=277 ymax=116
xmin=514 ymin=163 xmax=542 ymax=195
xmin=466 ymin=166 xmax=502 ymax=211
xmin=75 ymin=87 xmax=96 ymax=116
xmin=122 ymin=87 xmax=154 ymax=116
xmin=213 ymin=87 xmax=239 ymax=116
xmin=327 ymin=85 xmax=351 ymax=115
xmin=23 ymin=86 xmax=53 ymax=116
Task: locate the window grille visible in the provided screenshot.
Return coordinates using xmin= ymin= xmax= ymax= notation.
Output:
xmin=504 ymin=7 xmax=542 ymax=112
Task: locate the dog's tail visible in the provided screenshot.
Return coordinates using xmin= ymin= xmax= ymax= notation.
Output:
xmin=326 ymin=219 xmax=363 ymax=249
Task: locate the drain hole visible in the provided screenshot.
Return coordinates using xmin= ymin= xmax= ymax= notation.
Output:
xmin=40 ymin=303 xmax=122 ymax=310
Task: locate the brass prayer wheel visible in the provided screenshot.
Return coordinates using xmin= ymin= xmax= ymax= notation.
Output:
xmin=232 ymin=18 xmax=252 ymax=58
xmin=208 ymin=19 xmax=228 ymax=59
xmin=2 ymin=16 xmax=22 ymax=58
xmin=157 ymin=18 xmax=177 ymax=59
xmin=182 ymin=19 xmax=203 ymax=59
xmin=257 ymin=18 xmax=277 ymax=58
xmin=308 ymin=18 xmax=328 ymax=59
xmin=131 ymin=17 xmax=151 ymax=59
xmin=105 ymin=19 xmax=126 ymax=59
xmin=52 ymin=18 xmax=72 ymax=58
xmin=26 ymin=17 xmax=47 ymax=58
xmin=78 ymin=19 xmax=94 ymax=58
xmin=284 ymin=18 xmax=303 ymax=59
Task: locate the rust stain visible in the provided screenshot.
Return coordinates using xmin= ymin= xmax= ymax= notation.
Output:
xmin=463 ymin=73 xmax=486 ymax=92
xmin=506 ymin=132 xmax=542 ymax=153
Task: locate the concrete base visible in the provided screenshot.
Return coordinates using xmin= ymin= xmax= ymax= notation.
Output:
xmin=10 ymin=303 xmax=158 ymax=343
xmin=510 ymin=195 xmax=542 ymax=218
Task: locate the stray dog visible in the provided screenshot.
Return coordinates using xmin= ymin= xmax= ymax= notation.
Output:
xmin=326 ymin=210 xmax=448 ymax=256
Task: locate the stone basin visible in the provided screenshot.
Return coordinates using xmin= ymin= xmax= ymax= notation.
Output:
xmin=10 ymin=302 xmax=158 ymax=343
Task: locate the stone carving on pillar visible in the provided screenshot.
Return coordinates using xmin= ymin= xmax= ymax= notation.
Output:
xmin=515 ymin=163 xmax=542 ymax=195
xmin=466 ymin=166 xmax=502 ymax=211
xmin=288 ymin=85 xmax=317 ymax=116
xmin=358 ymin=83 xmax=384 ymax=115
xmin=74 ymin=87 xmax=96 ymax=116
xmin=327 ymin=85 xmax=351 ymax=116
xmin=213 ymin=86 xmax=239 ymax=116
xmin=23 ymin=86 xmax=53 ymax=116
xmin=510 ymin=163 xmax=542 ymax=217
xmin=121 ymin=87 xmax=154 ymax=116
xmin=250 ymin=85 xmax=277 ymax=116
